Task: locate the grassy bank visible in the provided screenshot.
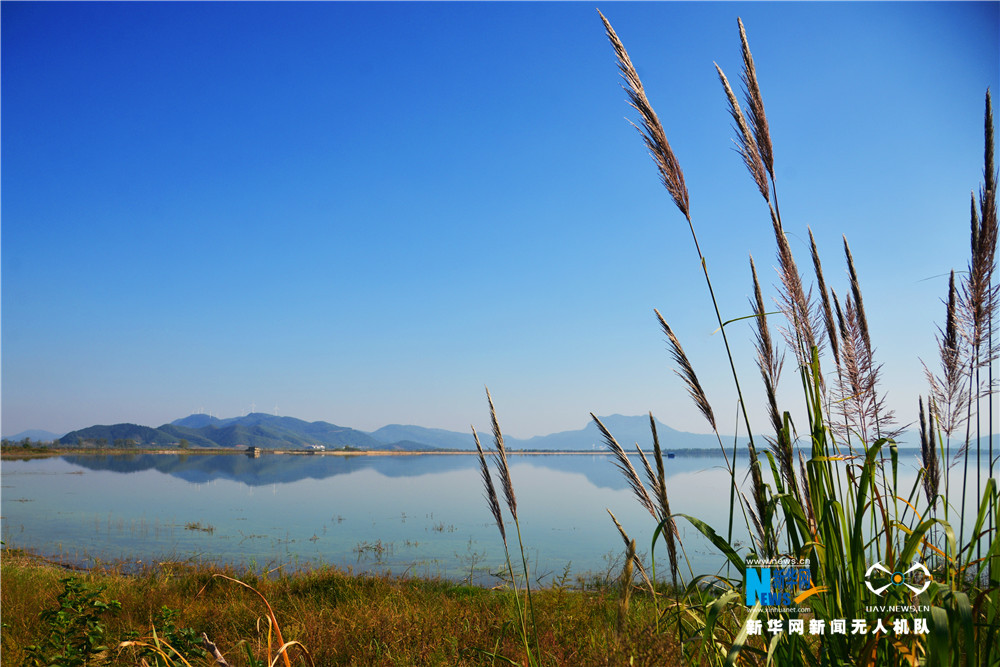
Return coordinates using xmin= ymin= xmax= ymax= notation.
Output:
xmin=0 ymin=548 xmax=682 ymax=666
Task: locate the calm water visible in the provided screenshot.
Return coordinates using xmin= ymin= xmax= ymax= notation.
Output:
xmin=0 ymin=452 xmax=991 ymax=584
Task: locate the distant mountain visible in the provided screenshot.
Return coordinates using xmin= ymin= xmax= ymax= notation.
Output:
xmin=517 ymin=414 xmax=732 ymax=451
xmin=369 ymin=424 xmax=476 ymax=450
xmin=57 ymin=423 xmax=178 ymax=447
xmin=3 ymin=429 xmax=63 ymax=442
xmin=54 ymin=412 xmax=746 ymax=452
xmin=170 ymin=414 xmax=224 ymax=429
xmin=368 ymin=415 xmax=729 ymax=451
xmin=60 ymin=414 xmax=383 ymax=450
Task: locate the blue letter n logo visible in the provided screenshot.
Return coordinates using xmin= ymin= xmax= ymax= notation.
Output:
xmin=745 ymin=567 xmax=771 ymax=606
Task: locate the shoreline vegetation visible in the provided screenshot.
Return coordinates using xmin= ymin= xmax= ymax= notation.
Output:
xmin=1 ymin=547 xmax=682 ymax=666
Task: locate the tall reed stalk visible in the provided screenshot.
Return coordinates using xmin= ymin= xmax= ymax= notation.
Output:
xmin=472 ymin=388 xmax=541 ymax=666
xmin=599 ymin=12 xmax=753 ymax=549
xmin=595 ymin=11 xmax=999 ymax=666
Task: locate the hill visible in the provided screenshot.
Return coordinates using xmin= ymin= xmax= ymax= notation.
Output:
xmin=59 ymin=414 xmax=384 ymax=450
xmin=53 ymin=411 xmax=763 ymax=452
xmin=58 ymin=423 xmax=179 ymax=448
xmin=3 ymin=429 xmax=63 ymax=442
xmin=368 ymin=415 xmax=729 ymax=451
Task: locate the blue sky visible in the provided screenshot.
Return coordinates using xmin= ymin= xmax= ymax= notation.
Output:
xmin=2 ymin=2 xmax=998 ymax=440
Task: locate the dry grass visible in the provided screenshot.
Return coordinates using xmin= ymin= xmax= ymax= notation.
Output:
xmin=0 ymin=549 xmax=684 ymax=667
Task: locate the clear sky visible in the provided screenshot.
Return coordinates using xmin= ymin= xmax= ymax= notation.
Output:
xmin=2 ymin=2 xmax=998 ymax=440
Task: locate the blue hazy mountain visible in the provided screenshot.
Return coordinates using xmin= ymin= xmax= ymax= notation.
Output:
xmin=369 ymin=415 xmax=730 ymax=451
xmin=55 ymin=412 xmax=745 ymax=451
xmin=3 ymin=429 xmax=63 ymax=442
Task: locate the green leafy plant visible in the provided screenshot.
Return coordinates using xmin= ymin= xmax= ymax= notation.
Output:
xmin=119 ymin=606 xmax=207 ymax=666
xmin=22 ymin=577 xmax=122 ymax=667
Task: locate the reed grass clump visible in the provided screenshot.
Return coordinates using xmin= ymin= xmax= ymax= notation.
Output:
xmin=585 ymin=10 xmax=998 ymax=666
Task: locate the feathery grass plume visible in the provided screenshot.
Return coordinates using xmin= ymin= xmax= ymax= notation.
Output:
xmin=834 ymin=294 xmax=890 ymax=443
xmin=481 ymin=388 xmax=539 ymax=664
xmin=843 ymin=238 xmax=899 ymax=441
xmin=739 ymin=486 xmax=768 ymax=553
xmin=745 ymin=441 xmax=770 ymax=552
xmin=919 ymin=397 xmax=941 ymax=507
xmin=798 ymin=450 xmax=817 ymax=536
xmin=809 ymin=228 xmax=839 ymax=366
xmin=654 ymin=309 xmax=716 ymax=432
xmin=600 ymin=9 xmax=759 ymax=458
xmin=957 ymin=89 xmax=998 ymax=558
xmin=617 ymin=538 xmax=636 ymax=639
xmin=606 ymin=508 xmax=654 ymax=593
xmin=649 ymin=414 xmax=679 ymax=588
xmin=844 ymin=237 xmax=872 ymax=356
xmin=485 ymin=387 xmax=517 ymax=520
xmin=648 ymin=413 xmax=670 ymax=521
xmin=737 ymin=18 xmax=773 ymax=182
xmin=924 ymin=270 xmax=968 ymax=437
xmin=592 ymin=413 xmax=656 ymax=518
xmin=832 ymin=288 xmax=846 ymax=342
xmin=723 ymin=17 xmax=816 ymax=364
xmin=636 ymin=443 xmax=658 ymax=502
xmin=599 ymin=10 xmax=689 ymax=220
xmin=715 ymin=63 xmax=768 ymax=201
xmin=749 ymin=255 xmax=797 ymax=489
xmin=773 ymin=216 xmax=818 ymax=367
xmin=750 ymin=255 xmax=784 ymax=438
xmin=961 ymin=92 xmax=998 ymax=364
xmin=472 ymin=427 xmax=506 ymax=545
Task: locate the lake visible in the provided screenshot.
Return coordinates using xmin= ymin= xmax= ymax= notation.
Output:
xmin=0 ymin=451 xmax=990 ymax=584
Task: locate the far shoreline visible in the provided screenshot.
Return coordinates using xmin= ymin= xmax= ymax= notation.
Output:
xmin=0 ymin=444 xmax=923 ymax=461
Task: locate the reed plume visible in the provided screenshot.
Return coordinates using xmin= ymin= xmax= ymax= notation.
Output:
xmin=966 ymin=89 xmax=998 ymax=357
xmin=918 ymin=397 xmax=941 ymax=507
xmin=649 ymin=414 xmax=679 ymax=588
xmin=738 ymin=17 xmax=774 ymax=183
xmin=834 ymin=294 xmax=880 ymax=443
xmin=600 ymin=9 xmax=759 ymax=458
xmin=834 ymin=241 xmax=898 ymax=442
xmin=745 ymin=441 xmax=770 ymax=552
xmin=606 ymin=508 xmax=654 ymax=592
xmin=799 ymin=450 xmax=817 ymax=536
xmin=654 ymin=309 xmax=716 ymax=432
xmin=599 ymin=10 xmax=689 ymax=220
xmin=844 ymin=238 xmax=872 ymax=356
xmin=617 ymin=538 xmax=637 ymax=639
xmin=750 ymin=256 xmax=784 ymax=439
xmin=956 ymin=90 xmax=997 ymax=556
xmin=486 ymin=387 xmax=517 ymax=520
xmin=479 ymin=388 xmax=539 ymax=664
xmin=715 ymin=63 xmax=768 ymax=202
xmin=749 ymin=255 xmax=795 ymax=495
xmin=472 ymin=427 xmax=506 ymax=545
xmin=592 ymin=413 xmax=657 ymax=518
xmin=809 ymin=228 xmax=839 ymax=366
xmin=923 ymin=270 xmax=968 ymax=438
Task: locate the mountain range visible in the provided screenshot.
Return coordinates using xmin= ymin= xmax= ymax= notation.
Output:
xmin=52 ymin=412 xmax=737 ymax=451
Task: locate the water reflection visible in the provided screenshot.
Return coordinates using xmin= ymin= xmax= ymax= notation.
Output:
xmin=1 ymin=451 xmax=989 ymax=584
xmin=60 ymin=452 xmax=732 ymax=491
